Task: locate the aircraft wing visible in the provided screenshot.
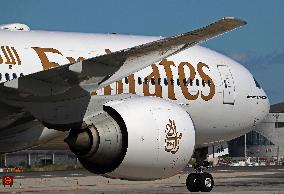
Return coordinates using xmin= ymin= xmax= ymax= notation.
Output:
xmin=2 ymin=17 xmax=246 ymax=97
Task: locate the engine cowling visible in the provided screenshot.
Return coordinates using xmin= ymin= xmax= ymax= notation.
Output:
xmin=66 ymin=96 xmax=195 ymax=180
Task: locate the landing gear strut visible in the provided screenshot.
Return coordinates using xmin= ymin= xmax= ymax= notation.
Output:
xmin=186 ymin=148 xmax=214 ymax=192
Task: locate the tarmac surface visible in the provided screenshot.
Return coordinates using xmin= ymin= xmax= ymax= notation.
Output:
xmin=1 ymin=166 xmax=284 ymax=193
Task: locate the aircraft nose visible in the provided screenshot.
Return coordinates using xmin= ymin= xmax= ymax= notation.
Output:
xmin=255 ymin=88 xmax=270 ymax=124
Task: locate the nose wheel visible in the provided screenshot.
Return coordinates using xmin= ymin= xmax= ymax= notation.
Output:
xmin=186 ymin=172 xmax=214 ymax=192
xmin=186 ymin=148 xmax=214 ymax=192
xmin=186 ymin=173 xmax=199 ymax=192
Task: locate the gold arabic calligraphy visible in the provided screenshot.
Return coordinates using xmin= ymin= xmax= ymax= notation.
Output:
xmin=165 ymin=119 xmax=182 ymax=154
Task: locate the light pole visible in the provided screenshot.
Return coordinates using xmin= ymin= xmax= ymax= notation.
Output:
xmin=244 ymin=133 xmax=247 ymax=161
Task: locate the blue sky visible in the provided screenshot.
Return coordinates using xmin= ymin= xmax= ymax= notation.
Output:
xmin=1 ymin=0 xmax=283 ymax=104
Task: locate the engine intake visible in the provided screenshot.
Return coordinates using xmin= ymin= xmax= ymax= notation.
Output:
xmin=66 ymin=96 xmax=195 ymax=180
xmin=65 ymin=106 xmax=128 ymax=174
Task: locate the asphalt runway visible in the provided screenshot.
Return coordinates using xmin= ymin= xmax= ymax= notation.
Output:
xmin=1 ymin=166 xmax=284 ymax=193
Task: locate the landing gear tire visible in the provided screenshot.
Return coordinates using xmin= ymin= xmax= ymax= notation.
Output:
xmin=186 ymin=172 xmax=214 ymax=192
xmin=186 ymin=173 xmax=199 ymax=192
xmin=198 ymin=172 xmax=214 ymax=192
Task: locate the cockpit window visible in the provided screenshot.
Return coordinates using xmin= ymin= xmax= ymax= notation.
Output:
xmin=253 ymin=77 xmax=261 ymax=88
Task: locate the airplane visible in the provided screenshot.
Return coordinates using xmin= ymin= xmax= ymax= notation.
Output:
xmin=0 ymin=17 xmax=269 ymax=192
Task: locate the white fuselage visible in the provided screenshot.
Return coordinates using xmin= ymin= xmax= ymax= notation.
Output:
xmin=0 ymin=30 xmax=270 ymax=147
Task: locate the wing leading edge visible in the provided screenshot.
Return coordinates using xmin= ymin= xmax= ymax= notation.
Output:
xmin=3 ymin=17 xmax=246 ymax=97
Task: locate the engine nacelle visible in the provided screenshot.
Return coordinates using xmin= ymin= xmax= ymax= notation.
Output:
xmin=66 ymin=96 xmax=195 ymax=180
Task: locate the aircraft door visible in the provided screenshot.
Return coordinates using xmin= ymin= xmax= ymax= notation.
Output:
xmin=217 ymin=65 xmax=235 ymax=105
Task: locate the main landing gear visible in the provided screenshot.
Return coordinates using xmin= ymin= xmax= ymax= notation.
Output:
xmin=186 ymin=148 xmax=214 ymax=192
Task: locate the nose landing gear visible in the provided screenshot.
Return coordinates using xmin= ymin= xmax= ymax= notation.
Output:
xmin=186 ymin=172 xmax=214 ymax=192
xmin=186 ymin=148 xmax=214 ymax=192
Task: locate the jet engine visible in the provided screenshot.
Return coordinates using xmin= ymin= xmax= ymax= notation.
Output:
xmin=65 ymin=97 xmax=195 ymax=180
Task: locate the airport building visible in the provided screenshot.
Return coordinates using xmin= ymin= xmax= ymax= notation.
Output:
xmin=0 ymin=135 xmax=77 ymax=167
xmin=208 ymin=102 xmax=284 ymax=165
xmin=228 ymin=103 xmax=284 ymax=160
xmin=0 ymin=150 xmax=77 ymax=167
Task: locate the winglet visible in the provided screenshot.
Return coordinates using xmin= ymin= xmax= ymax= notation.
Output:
xmin=219 ymin=17 xmax=247 ymax=29
xmin=223 ymin=17 xmax=247 ymax=25
xmin=163 ymin=17 xmax=247 ymax=49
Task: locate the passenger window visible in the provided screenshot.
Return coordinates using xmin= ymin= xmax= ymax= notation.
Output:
xmin=196 ymin=79 xmax=199 ymax=86
xmin=0 ymin=73 xmax=2 ymax=81
xmin=158 ymin=78 xmax=161 ymax=85
xmin=164 ymin=78 xmax=168 ymax=86
xmin=12 ymin=73 xmax=17 ymax=79
xmin=208 ymin=80 xmax=211 ymax=87
xmin=144 ymin=78 xmax=148 ymax=84
xmin=183 ymin=78 xmax=187 ymax=86
xmin=177 ymin=79 xmax=180 ymax=86
xmin=202 ymin=80 xmax=205 ymax=87
xmin=170 ymin=79 xmax=174 ymax=85
xmin=151 ymin=78 xmax=155 ymax=85
xmin=5 ymin=73 xmax=10 ymax=81
xmin=125 ymin=77 xmax=128 ymax=84
xmin=138 ymin=77 xmax=142 ymax=85
xmin=190 ymin=79 xmax=193 ymax=86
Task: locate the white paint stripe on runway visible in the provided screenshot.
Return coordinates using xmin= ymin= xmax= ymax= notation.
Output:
xmin=15 ymin=175 xmax=24 ymax=178
xmin=71 ymin=173 xmax=83 ymax=176
xmin=217 ymin=169 xmax=233 ymax=172
xmin=41 ymin=174 xmax=53 ymax=177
